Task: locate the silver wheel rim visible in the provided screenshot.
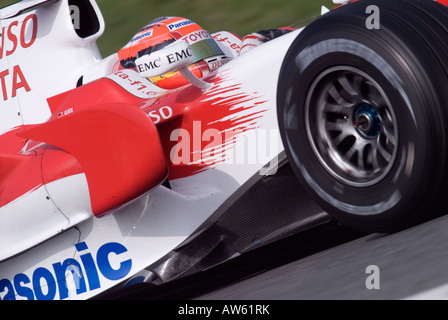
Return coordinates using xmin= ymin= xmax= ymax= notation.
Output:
xmin=305 ymin=66 xmax=399 ymax=187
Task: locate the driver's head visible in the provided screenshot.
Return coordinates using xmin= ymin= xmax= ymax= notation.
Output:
xmin=118 ymin=17 xmax=226 ymax=89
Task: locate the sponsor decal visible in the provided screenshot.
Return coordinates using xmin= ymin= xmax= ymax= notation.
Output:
xmin=0 ymin=65 xmax=31 ymax=101
xmin=0 ymin=14 xmax=38 ymax=101
xmin=137 ymin=57 xmax=162 ymax=73
xmin=57 ymin=107 xmax=74 ymax=118
xmin=131 ymin=29 xmax=154 ymax=43
xmin=110 ymin=70 xmax=160 ymax=97
xmin=206 ymin=57 xmax=231 ymax=71
xmin=166 ymin=47 xmax=193 ymax=64
xmin=0 ymin=14 xmax=38 ymax=59
xmin=213 ymin=32 xmax=241 ymax=53
xmin=148 ymin=106 xmax=173 ymax=124
xmin=0 ymin=241 xmax=132 ymax=300
xmin=167 ymin=19 xmax=194 ymax=31
xmin=181 ymin=30 xmax=212 ymax=45
xmin=135 ymin=47 xmax=193 ymax=77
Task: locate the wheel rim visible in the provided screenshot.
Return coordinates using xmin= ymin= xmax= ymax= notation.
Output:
xmin=305 ymin=66 xmax=399 ymax=187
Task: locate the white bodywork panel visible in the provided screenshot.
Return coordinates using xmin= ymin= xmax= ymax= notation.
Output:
xmin=0 ymin=0 xmax=304 ymax=300
xmin=0 ymin=174 xmax=93 ymax=262
xmin=0 ymin=0 xmax=105 ymax=133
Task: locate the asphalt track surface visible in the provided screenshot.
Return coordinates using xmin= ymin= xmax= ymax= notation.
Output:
xmin=196 ymin=215 xmax=448 ymax=300
xmin=106 ymin=212 xmax=448 ymax=300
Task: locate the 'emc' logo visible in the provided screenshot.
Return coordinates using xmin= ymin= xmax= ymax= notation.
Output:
xmin=167 ymin=47 xmax=193 ymax=64
xmin=137 ymin=57 xmax=162 ymax=73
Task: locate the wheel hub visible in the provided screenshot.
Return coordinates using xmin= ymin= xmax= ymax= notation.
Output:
xmin=305 ymin=66 xmax=398 ymax=187
xmin=353 ymin=104 xmax=381 ymax=138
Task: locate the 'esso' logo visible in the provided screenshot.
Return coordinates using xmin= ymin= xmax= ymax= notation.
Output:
xmin=149 ymin=106 xmax=173 ymax=124
xmin=0 ymin=14 xmax=38 ymax=60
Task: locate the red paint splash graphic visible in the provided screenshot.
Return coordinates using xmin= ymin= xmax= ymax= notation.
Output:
xmin=166 ymin=69 xmax=269 ymax=180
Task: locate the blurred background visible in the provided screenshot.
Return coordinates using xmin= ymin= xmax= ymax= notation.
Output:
xmin=1 ymin=0 xmax=333 ymax=57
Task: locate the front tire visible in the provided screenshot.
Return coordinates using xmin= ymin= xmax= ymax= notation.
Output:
xmin=278 ymin=0 xmax=448 ymax=233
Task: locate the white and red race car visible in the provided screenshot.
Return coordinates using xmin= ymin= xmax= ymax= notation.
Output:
xmin=1 ymin=0 xmax=448 ymax=300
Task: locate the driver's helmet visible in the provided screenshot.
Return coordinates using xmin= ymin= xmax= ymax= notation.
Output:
xmin=118 ymin=16 xmax=227 ymax=89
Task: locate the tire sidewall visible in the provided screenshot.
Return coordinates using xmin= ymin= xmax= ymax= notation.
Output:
xmin=278 ymin=29 xmax=441 ymax=227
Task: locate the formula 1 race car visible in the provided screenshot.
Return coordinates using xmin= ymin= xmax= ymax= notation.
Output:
xmin=1 ymin=0 xmax=448 ymax=300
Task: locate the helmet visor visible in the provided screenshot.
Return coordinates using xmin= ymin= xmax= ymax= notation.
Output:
xmin=181 ymin=31 xmax=224 ymax=62
xmin=191 ymin=38 xmax=224 ymax=62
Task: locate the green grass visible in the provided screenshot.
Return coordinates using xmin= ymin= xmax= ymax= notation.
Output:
xmin=0 ymin=0 xmax=334 ymax=57
xmin=95 ymin=0 xmax=333 ymax=57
